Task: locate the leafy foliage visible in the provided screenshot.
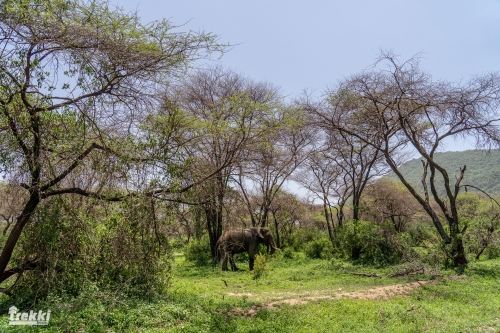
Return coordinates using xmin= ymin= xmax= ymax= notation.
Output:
xmin=304 ymin=238 xmax=333 ymax=259
xmin=334 ymin=220 xmax=412 ymax=266
xmin=251 ymin=254 xmax=267 ymax=280
xmin=183 ymin=235 xmax=212 ymax=266
xmin=282 ymin=247 xmax=294 ymax=259
xmin=0 ymin=0 xmax=224 ymax=294
xmin=12 ymin=196 xmax=173 ymax=299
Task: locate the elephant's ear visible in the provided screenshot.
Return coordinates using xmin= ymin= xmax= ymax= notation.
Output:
xmin=255 ymin=227 xmax=264 ymax=239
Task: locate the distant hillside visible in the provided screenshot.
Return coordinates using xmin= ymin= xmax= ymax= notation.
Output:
xmin=387 ymin=150 xmax=500 ymax=196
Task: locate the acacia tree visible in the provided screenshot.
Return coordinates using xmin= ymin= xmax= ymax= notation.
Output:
xmin=162 ymin=66 xmax=281 ymax=259
xmin=294 ymin=149 xmax=342 ymax=244
xmin=296 ymin=124 xmax=385 ymax=249
xmin=0 ymin=0 xmax=223 ymax=286
xmin=315 ymin=52 xmax=500 ymax=266
xmin=328 ymin=131 xmax=386 ymax=222
xmin=235 ymin=105 xmax=313 ymax=229
xmin=268 ymin=190 xmax=305 ymax=249
xmin=362 ymin=178 xmax=421 ymax=232
xmin=297 ymin=137 xmax=385 ymax=259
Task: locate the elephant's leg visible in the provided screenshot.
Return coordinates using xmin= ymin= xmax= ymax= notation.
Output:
xmin=249 ymin=257 xmax=255 ymax=271
xmin=221 ymin=254 xmax=229 ymax=271
xmin=229 ymin=253 xmax=239 ymax=271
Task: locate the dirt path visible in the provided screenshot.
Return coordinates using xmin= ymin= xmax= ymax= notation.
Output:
xmin=229 ymin=281 xmax=431 ymax=317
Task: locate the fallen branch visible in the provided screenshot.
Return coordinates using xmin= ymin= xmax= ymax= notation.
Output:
xmin=222 ymin=279 xmax=228 ymax=287
xmin=349 ymin=272 xmax=382 ymax=278
xmin=387 ymin=266 xmax=424 ymax=278
xmin=349 ymin=265 xmax=426 ymax=279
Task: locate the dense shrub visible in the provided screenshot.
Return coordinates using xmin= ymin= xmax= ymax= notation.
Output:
xmin=406 ymin=220 xmax=437 ymax=246
xmin=287 ymin=227 xmax=322 ymax=251
xmin=170 ymin=237 xmax=186 ymax=251
xmin=334 ymin=220 xmax=411 ymax=266
xmin=183 ymin=235 xmax=212 ymax=266
xmin=282 ymin=247 xmax=294 ymax=259
xmin=456 ymin=192 xmax=500 ymax=261
xmin=463 ymin=216 xmax=500 ymax=260
xmin=14 ymin=196 xmax=173 ymax=300
xmin=304 ymin=238 xmax=333 ymax=259
xmin=251 ymin=254 xmax=268 ymax=280
xmin=485 ymin=245 xmax=500 ymax=259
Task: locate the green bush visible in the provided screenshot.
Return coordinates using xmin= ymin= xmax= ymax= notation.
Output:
xmin=251 ymin=254 xmax=268 ymax=280
xmin=406 ymin=220 xmax=437 ymax=246
xmin=282 ymin=247 xmax=295 ymax=259
xmin=170 ymin=237 xmax=186 ymax=251
xmin=304 ymin=238 xmax=333 ymax=259
xmin=183 ymin=235 xmax=212 ymax=266
xmin=334 ymin=220 xmax=410 ymax=266
xmin=464 ymin=215 xmax=500 ymax=260
xmin=288 ymin=227 xmax=322 ymax=251
xmin=14 ymin=196 xmax=174 ymax=300
xmin=456 ymin=192 xmax=500 ymax=261
xmin=485 ymin=245 xmax=500 ymax=259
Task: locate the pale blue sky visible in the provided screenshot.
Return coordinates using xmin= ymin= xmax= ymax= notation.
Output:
xmin=115 ymin=0 xmax=500 ymax=98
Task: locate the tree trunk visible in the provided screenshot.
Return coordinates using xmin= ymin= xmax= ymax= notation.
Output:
xmin=210 ymin=200 xmax=225 ymax=261
xmin=451 ymin=236 xmax=468 ymax=266
xmin=390 ymin=215 xmax=404 ymax=232
xmin=272 ymin=213 xmax=281 ymax=249
xmin=352 ymin=194 xmax=360 ymax=221
xmin=194 ymin=208 xmax=203 ymax=240
xmin=323 ymin=200 xmax=335 ymax=246
xmin=205 ymin=207 xmax=221 ymax=261
xmin=336 ymin=204 xmax=345 ymax=228
xmin=0 ymin=193 xmax=39 ymax=282
xmin=216 ymin=204 xmax=223 ymax=257
xmin=259 ymin=201 xmax=270 ymax=227
xmin=351 ymin=246 xmax=361 ymax=260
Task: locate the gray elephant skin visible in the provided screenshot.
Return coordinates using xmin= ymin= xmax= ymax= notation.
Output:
xmin=216 ymin=227 xmax=277 ymax=271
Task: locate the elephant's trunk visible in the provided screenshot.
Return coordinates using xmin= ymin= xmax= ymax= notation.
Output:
xmin=268 ymin=241 xmax=277 ymax=255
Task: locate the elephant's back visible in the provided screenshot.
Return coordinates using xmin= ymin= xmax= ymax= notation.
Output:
xmin=220 ymin=229 xmax=250 ymax=253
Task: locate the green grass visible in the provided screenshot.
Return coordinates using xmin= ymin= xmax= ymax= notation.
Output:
xmin=1 ymin=253 xmax=500 ymax=332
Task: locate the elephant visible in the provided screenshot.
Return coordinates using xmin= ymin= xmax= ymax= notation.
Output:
xmin=216 ymin=227 xmax=277 ymax=271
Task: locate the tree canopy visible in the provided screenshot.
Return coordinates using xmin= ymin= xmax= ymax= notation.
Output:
xmin=0 ymin=0 xmax=225 ymax=286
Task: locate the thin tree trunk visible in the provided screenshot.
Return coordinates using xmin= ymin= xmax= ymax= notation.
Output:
xmin=352 ymin=195 xmax=360 ymax=221
xmin=335 ymin=204 xmax=345 ymax=228
xmin=205 ymin=207 xmax=219 ymax=261
xmin=323 ymin=200 xmax=335 ymax=246
xmin=475 ymin=225 xmax=495 ymax=260
xmin=272 ymin=213 xmax=281 ymax=248
xmin=194 ymin=208 xmax=203 ymax=240
xmin=259 ymin=198 xmax=271 ymax=227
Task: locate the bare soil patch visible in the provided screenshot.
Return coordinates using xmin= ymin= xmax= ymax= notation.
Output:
xmin=229 ymin=281 xmax=431 ymax=318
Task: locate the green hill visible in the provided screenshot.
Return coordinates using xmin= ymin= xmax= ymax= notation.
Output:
xmin=387 ymin=149 xmax=500 ymax=196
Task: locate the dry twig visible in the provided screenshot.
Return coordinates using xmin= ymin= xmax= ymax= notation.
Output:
xmin=349 ymin=272 xmax=383 ymax=278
